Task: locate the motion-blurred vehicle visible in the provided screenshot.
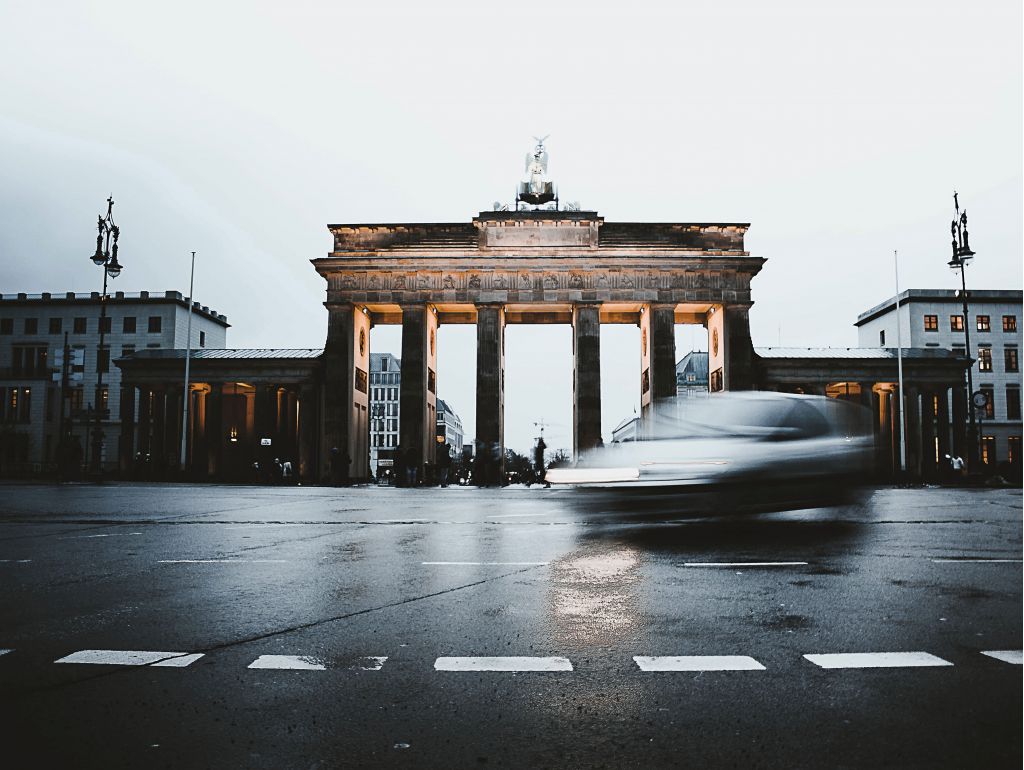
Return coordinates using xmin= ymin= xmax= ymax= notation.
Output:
xmin=546 ymin=392 xmax=873 ymax=515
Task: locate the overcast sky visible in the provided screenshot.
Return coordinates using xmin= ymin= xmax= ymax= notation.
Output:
xmin=1 ymin=0 xmax=1020 ymax=455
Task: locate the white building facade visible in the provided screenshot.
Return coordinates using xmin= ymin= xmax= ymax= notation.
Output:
xmin=856 ymin=289 xmax=1022 ymax=470
xmin=368 ymin=352 xmax=401 ymax=476
xmin=436 ymin=398 xmax=464 ymax=454
xmin=0 ymin=290 xmax=228 ymax=474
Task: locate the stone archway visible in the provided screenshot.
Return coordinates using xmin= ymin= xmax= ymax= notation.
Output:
xmin=312 ymin=210 xmax=764 ymax=483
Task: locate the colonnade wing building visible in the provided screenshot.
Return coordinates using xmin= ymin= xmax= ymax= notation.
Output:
xmin=314 ymin=210 xmax=763 ymax=484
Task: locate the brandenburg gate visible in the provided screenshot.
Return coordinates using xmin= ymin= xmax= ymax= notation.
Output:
xmin=313 ymin=209 xmax=764 ymax=483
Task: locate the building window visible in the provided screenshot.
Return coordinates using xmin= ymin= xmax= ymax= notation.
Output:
xmin=73 ymin=317 xmax=87 ymax=334
xmin=923 ymin=315 xmax=938 ymax=332
xmin=1009 ymin=437 xmax=1021 ymax=465
xmin=99 ymin=385 xmax=109 ymax=415
xmin=980 ymin=386 xmax=995 ymax=419
xmin=12 ymin=345 xmax=48 ymax=376
xmin=49 ymin=317 xmax=62 ymax=334
xmin=980 ymin=436 xmax=995 ymax=465
xmin=99 ymin=315 xmax=112 ymax=333
xmin=950 ymin=314 xmax=964 ymax=332
xmin=879 ymin=329 xmax=886 ymax=346
xmin=0 ymin=318 xmax=12 ymax=335
xmin=148 ymin=316 xmax=162 ymax=333
xmin=977 ymin=347 xmax=992 ymax=372
xmin=5 ymin=386 xmax=32 ymax=423
xmin=1004 ymin=315 xmax=1018 ymax=333
xmin=96 ymin=346 xmax=109 ymax=374
xmin=123 ymin=316 xmax=136 ymax=333
xmin=24 ymin=318 xmax=38 ymax=335
xmin=121 ymin=344 xmax=135 ymax=358
xmin=1007 ymin=388 xmax=1021 ymax=421
xmin=199 ymin=330 xmax=206 ymax=348
xmin=1006 ymin=348 xmax=1019 ymax=373
xmin=976 ymin=315 xmax=990 ymax=332
xmin=381 ymin=357 xmax=389 ymax=372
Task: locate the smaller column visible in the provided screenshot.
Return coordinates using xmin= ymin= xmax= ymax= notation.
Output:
xmin=298 ymin=383 xmax=318 ymax=481
xmin=904 ymin=385 xmax=921 ymax=478
xmin=951 ymin=385 xmax=967 ymax=459
xmin=118 ymin=384 xmax=136 ymax=475
xmin=475 ymin=304 xmax=505 ymax=486
xmin=398 ymin=304 xmax=437 ymax=485
xmin=936 ymin=387 xmax=951 ymax=468
xmin=206 ymin=383 xmax=224 ymax=477
xmin=573 ymin=303 xmax=602 ymax=458
xmin=151 ymin=388 xmax=167 ymax=471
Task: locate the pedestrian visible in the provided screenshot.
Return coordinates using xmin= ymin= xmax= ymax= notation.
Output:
xmin=950 ymin=454 xmax=964 ymax=481
xmin=534 ymin=436 xmax=547 ymax=486
xmin=437 ymin=442 xmax=452 ymax=487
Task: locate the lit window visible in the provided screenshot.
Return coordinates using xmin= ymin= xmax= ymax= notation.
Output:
xmin=980 ymin=387 xmax=995 ymax=419
xmin=978 ymin=347 xmax=992 ymax=372
xmin=1004 ymin=315 xmax=1018 ymax=333
xmin=1006 ymin=348 xmax=1019 ymax=373
xmin=923 ymin=315 xmax=938 ymax=332
xmin=976 ymin=315 xmax=990 ymax=332
xmin=1009 ymin=437 xmax=1021 ymax=465
xmin=950 ymin=315 xmax=964 ymax=332
xmin=980 ymin=436 xmax=995 ymax=465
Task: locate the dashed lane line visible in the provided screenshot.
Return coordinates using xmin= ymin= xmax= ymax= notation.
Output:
xmin=803 ymin=652 xmax=953 ymax=669
xmin=981 ymin=650 xmax=1023 ymax=665
xmin=435 ymin=657 xmax=573 ymax=672
xmin=55 ymin=650 xmax=204 ymax=667
xmin=248 ymin=655 xmax=326 ymax=671
xmin=634 ymin=655 xmax=766 ymax=671
xmin=0 ymin=559 xmax=32 ymax=563
xmin=931 ymin=558 xmax=1022 ymax=563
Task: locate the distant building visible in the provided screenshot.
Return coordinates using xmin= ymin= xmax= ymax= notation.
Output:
xmin=436 ymin=398 xmax=464 ymax=455
xmin=368 ymin=352 xmax=401 ymax=476
xmin=675 ymin=351 xmax=709 ymax=396
xmin=855 ymin=289 xmax=1021 ymax=469
xmin=0 ymin=290 xmax=228 ymax=475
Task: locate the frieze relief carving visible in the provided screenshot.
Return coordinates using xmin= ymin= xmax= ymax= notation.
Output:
xmin=596 ymin=273 xmax=608 ymax=288
xmin=493 ymin=274 xmax=509 ymax=289
xmin=417 ymin=274 xmax=430 ymax=289
xmin=468 ymin=274 xmax=481 ymax=289
xmin=367 ymin=274 xmax=380 ymax=289
xmin=519 ymin=273 xmax=532 ymax=288
xmin=620 ymin=274 xmax=635 ymax=288
xmin=569 ymin=273 xmax=584 ymax=289
xmin=393 ymin=274 xmax=406 ymax=289
xmin=543 ymin=273 xmax=558 ymax=289
xmin=442 ymin=275 xmax=456 ymax=289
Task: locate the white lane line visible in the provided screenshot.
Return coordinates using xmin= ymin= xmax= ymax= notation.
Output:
xmin=0 ymin=559 xmax=32 ymax=563
xmin=55 ymin=650 xmax=204 ymax=667
xmin=157 ymin=559 xmax=288 ymax=564
xmin=931 ymin=559 xmax=1022 ymax=563
xmin=422 ymin=561 xmax=549 ymax=566
xmin=682 ymin=561 xmax=808 ymax=567
xmin=804 ymin=652 xmax=953 ymax=669
xmin=634 ymin=655 xmax=766 ymax=671
xmin=61 ymin=532 xmax=143 ymax=540
xmin=434 ymin=656 xmax=572 ymax=672
xmin=981 ymin=650 xmax=1023 ymax=665
xmin=488 ymin=513 xmax=549 ymax=518
xmin=248 ymin=655 xmax=326 ymax=671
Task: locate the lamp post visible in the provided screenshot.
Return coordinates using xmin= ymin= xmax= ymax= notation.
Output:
xmin=947 ymin=191 xmax=978 ymax=470
xmin=88 ymin=196 xmax=123 ymax=477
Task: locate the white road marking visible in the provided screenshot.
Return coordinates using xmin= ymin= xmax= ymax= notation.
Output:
xmin=0 ymin=649 xmax=11 ymax=656
xmin=359 ymin=656 xmax=388 ymax=670
xmin=981 ymin=650 xmax=1023 ymax=665
xmin=55 ymin=650 xmax=204 ymax=667
xmin=248 ymin=655 xmax=326 ymax=670
xmin=488 ymin=513 xmax=549 ymax=518
xmin=157 ymin=559 xmax=288 ymax=564
xmin=682 ymin=561 xmax=808 ymax=567
xmin=931 ymin=558 xmax=1022 ymax=563
xmin=634 ymin=655 xmax=766 ymax=671
xmin=434 ymin=656 xmax=572 ymax=672
xmin=62 ymin=532 xmax=143 ymax=539
xmin=422 ymin=561 xmax=549 ymax=566
xmin=0 ymin=559 xmax=32 ymax=563
xmin=804 ymin=652 xmax=953 ymax=669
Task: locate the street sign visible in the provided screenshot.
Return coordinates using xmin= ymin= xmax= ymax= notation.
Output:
xmin=260 ymin=438 xmax=272 ymax=446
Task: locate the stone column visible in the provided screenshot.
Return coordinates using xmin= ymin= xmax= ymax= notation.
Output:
xmin=151 ymin=388 xmax=167 ymax=471
xmin=137 ymin=387 xmax=152 ymax=460
xmin=206 ymin=384 xmax=224 ymax=477
xmin=904 ymin=385 xmax=921 ymax=478
xmin=298 ymin=383 xmax=318 ymax=481
xmin=118 ymin=384 xmax=136 ymax=474
xmin=475 ymin=303 xmax=505 ymax=485
xmin=399 ymin=303 xmax=437 ymax=484
xmin=322 ymin=303 xmax=371 ymax=482
xmin=163 ymin=386 xmax=182 ymax=472
xmin=936 ymin=387 xmax=951 ymax=466
xmin=650 ymin=303 xmax=677 ymax=401
xmin=573 ymin=303 xmax=602 ymax=458
xmin=724 ymin=304 xmax=757 ymax=390
xmin=951 ymin=385 xmax=967 ymax=459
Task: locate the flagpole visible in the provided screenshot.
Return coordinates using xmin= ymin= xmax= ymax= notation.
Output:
xmin=893 ymin=249 xmax=907 ymax=475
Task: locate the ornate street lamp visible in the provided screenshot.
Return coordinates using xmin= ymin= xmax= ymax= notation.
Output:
xmin=88 ymin=196 xmax=123 ymax=477
xmin=947 ymin=191 xmax=978 ymax=470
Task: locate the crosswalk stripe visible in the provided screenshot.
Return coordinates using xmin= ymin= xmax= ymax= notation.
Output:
xmin=248 ymin=655 xmax=326 ymax=670
xmin=803 ymin=652 xmax=953 ymax=669
xmin=55 ymin=650 xmax=204 ymax=667
xmin=634 ymin=655 xmax=766 ymax=671
xmin=434 ymin=656 xmax=572 ymax=672
xmin=980 ymin=650 xmax=1023 ymax=665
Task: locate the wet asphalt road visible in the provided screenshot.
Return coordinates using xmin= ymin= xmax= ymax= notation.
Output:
xmin=0 ymin=483 xmax=1020 ymax=769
